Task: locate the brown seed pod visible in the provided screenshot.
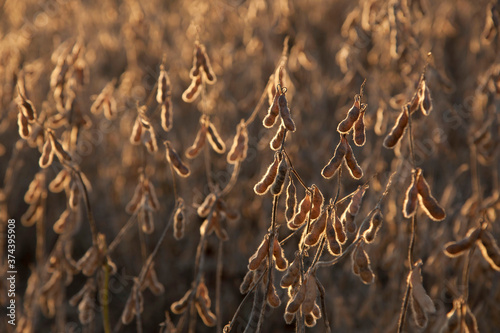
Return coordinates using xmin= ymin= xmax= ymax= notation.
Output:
xmin=285 ymin=278 xmax=307 ymax=314
xmin=49 ymin=169 xmax=71 ymax=193
xmin=78 ymin=294 xmax=95 ymax=325
xmin=289 ymin=191 xmax=312 ymax=229
xmin=284 ymin=311 xmax=295 ymax=324
xmin=198 ymin=194 xmax=216 ymax=218
xmin=53 ymin=209 xmax=72 ymax=234
xmin=266 ymin=272 xmax=281 ymax=308
xmin=145 ymin=180 xmax=160 ymax=211
xmin=171 ymin=289 xmax=192 ymax=314
xmin=285 ymin=176 xmax=297 ymax=223
xmin=21 ymin=202 xmax=42 ymax=227
xmin=195 ymin=282 xmax=217 ymax=327
xmin=278 ymin=94 xmax=296 ymax=132
xmin=348 ymin=186 xmax=367 ymax=216
xmin=39 ymin=138 xmax=54 ymax=169
xmin=69 ymin=182 xmax=80 ymax=210
xmin=211 ymin=210 xmax=229 ymax=241
xmin=264 ymin=89 xmax=281 ymax=128
xmin=254 ymin=154 xmax=280 ymax=195
xmin=126 ymin=183 xmax=144 ymax=214
xmin=186 ymin=119 xmax=208 ymax=159
xmin=239 ymin=270 xmax=255 ymax=294
xmin=304 ymin=312 xmax=317 ymax=327
xmin=248 ymin=235 xmax=270 ymax=270
xmin=161 ymin=100 xmax=173 ymax=132
xmin=270 ymin=124 xmax=286 ymax=151
xmin=121 ymin=282 xmax=143 ymax=324
xmin=165 ymin=141 xmax=190 ymax=177
xmin=403 ymin=169 xmax=420 ymax=218
xmin=322 ymin=136 xmax=348 ymax=179
xmin=444 ymin=228 xmax=480 ymax=257
xmin=353 ymin=245 xmax=370 ymax=271
xmin=332 ymin=211 xmax=347 ymax=244
xmin=301 ymin=274 xmax=318 ymax=314
xmin=383 ymin=105 xmax=409 ymax=149
xmin=156 ymin=65 xmax=170 ymax=104
xmin=142 ymin=127 xmax=158 ymax=154
xmin=344 ymin=140 xmax=363 ymax=179
xmin=353 ymin=108 xmax=366 ymax=146
xmin=337 ymin=95 xmax=361 ymax=133
xmin=363 ymin=209 xmax=383 ymax=243
xmin=270 ymin=157 xmax=288 ymax=196
xmin=130 ymin=118 xmax=143 ymax=145
xmin=416 ymin=170 xmax=446 ymax=221
xmin=477 ymin=230 xmax=500 ymax=271
xmin=410 ymin=293 xmax=428 ymax=328
xmin=418 ymin=80 xmax=432 ymax=116
xmin=182 ymin=75 xmax=202 ymax=103
xmin=24 ymin=173 xmax=43 ymax=204
xmin=309 ymin=185 xmax=324 ymax=220
xmin=273 ymin=238 xmax=289 ymax=271
xmin=174 ymin=198 xmax=185 ymax=240
xmin=342 ymin=207 xmax=357 ymax=234
xmin=18 ymin=110 xmax=31 ymax=139
xmin=326 ymin=220 xmax=342 ymax=256
xmin=142 ymin=264 xmax=165 ymax=296
xmin=17 ymin=92 xmax=37 ymax=122
xmin=206 ymin=121 xmax=226 ymax=153
xmin=77 ymin=246 xmax=100 ymax=276
xmin=359 ymin=266 xmax=375 ymax=284
xmin=227 ymin=119 xmax=248 ymax=164
xmin=305 ymin=210 xmax=328 ymax=247
xmin=281 ymin=252 xmax=301 ymax=288
xmin=409 ymin=262 xmax=436 ymax=315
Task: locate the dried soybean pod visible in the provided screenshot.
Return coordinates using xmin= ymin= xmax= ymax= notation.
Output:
xmin=285 ymin=176 xmax=297 ymax=223
xmin=197 ymin=193 xmax=216 ymax=217
xmin=24 ymin=174 xmax=42 ymax=204
xmin=403 ymin=169 xmax=420 ymax=218
xmin=285 ymin=278 xmax=307 ymax=314
xmin=21 ymin=202 xmax=42 ymax=227
xmin=273 ymin=243 xmax=291 ymax=274
xmin=383 ymin=105 xmax=409 ymax=149
xmin=206 ymin=121 xmax=226 ymax=153
xmin=304 ymin=312 xmax=317 ymax=327
xmin=173 ymin=198 xmax=185 ymax=240
xmin=145 ymin=180 xmax=160 ymax=211
xmin=477 ymin=230 xmax=500 ymax=271
xmin=309 ymin=185 xmax=324 ymax=220
xmin=270 ymin=124 xmax=286 ymax=151
xmin=156 ymin=65 xmax=170 ymax=104
xmin=69 ymin=181 xmax=80 ymax=210
xmin=410 ymin=293 xmax=428 ymax=328
xmin=186 ymin=119 xmax=208 ymax=159
xmin=353 ymin=106 xmax=366 ymax=146
xmin=142 ymin=263 xmax=165 ymax=295
xmin=171 ymin=289 xmax=192 ymax=314
xmin=416 ymin=170 xmax=446 ymax=221
xmin=130 ymin=118 xmax=143 ymax=145
xmin=322 ymin=136 xmax=347 ymax=179
xmin=165 ymin=141 xmax=190 ymax=177
xmin=270 ymin=156 xmax=288 ymax=196
xmin=77 ymin=246 xmax=100 ymax=276
xmin=281 ymin=252 xmax=300 ymax=288
xmin=18 ymin=111 xmax=31 ymax=139
xmin=359 ymin=266 xmax=375 ymax=284
xmin=305 ymin=210 xmax=328 ymax=246
xmin=49 ymin=169 xmax=71 ymax=193
xmin=264 ymin=90 xmax=281 ymax=128
xmin=248 ymin=235 xmax=270 ymax=270
xmin=39 ymin=138 xmax=54 ymax=168
xmin=160 ymin=100 xmax=173 ymax=132
xmin=278 ymin=93 xmax=296 ymax=132
xmin=409 ymin=263 xmax=436 ymax=315
xmin=419 ymin=80 xmax=432 ymax=116
xmin=363 ymin=209 xmax=383 ymax=243
xmin=333 ymin=211 xmax=346 ymax=244
xmin=266 ymin=272 xmax=281 ymax=307
xmin=227 ymin=119 xmax=248 ymax=163
xmin=254 ymin=154 xmax=280 ymax=195
xmin=290 ymin=191 xmax=312 ymax=228
xmin=326 ymin=220 xmax=342 ymax=256
xmin=195 ymin=299 xmax=216 ymax=327
xmin=53 ymin=209 xmax=72 ymax=234
xmin=284 ymin=311 xmax=295 ymax=324
xmin=139 ymin=208 xmax=154 ymax=234
xmin=337 ymin=94 xmax=361 ymax=133
xmin=348 ymin=186 xmax=367 ymax=216
xmin=239 ymin=270 xmax=256 ymax=294
xmin=344 ymin=140 xmax=363 ymax=179
xmin=301 ymin=274 xmax=318 ymax=314
xmin=125 ymin=183 xmax=143 ymax=214
xmin=182 ymin=75 xmax=202 ymax=103
xmin=444 ymin=227 xmax=480 ymax=257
